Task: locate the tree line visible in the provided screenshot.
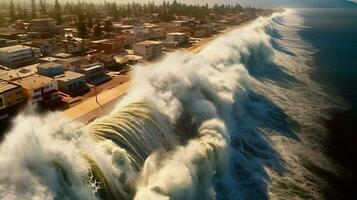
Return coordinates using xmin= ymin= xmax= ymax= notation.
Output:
xmin=7 ymin=0 xmax=62 ymax=24
xmin=3 ymin=0 xmax=262 ymax=39
xmin=5 ymin=0 xmax=253 ymax=24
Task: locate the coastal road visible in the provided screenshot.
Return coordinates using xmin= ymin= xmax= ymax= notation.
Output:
xmin=63 ymin=81 xmax=131 ymax=123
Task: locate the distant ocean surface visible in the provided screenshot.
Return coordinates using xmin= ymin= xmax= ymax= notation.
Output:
xmin=298 ymin=8 xmax=357 ymax=199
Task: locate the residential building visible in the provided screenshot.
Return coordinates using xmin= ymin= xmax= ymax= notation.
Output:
xmin=63 ymin=39 xmax=83 ymax=54
xmin=37 ymin=62 xmax=65 ymax=77
xmin=31 ymin=18 xmax=64 ymax=38
xmin=194 ymin=24 xmax=217 ymax=37
xmin=16 ymin=74 xmax=60 ymax=105
xmin=0 ymin=45 xmax=41 ymax=68
xmin=126 ymin=55 xmax=143 ymax=65
xmin=0 ymin=39 xmax=19 ymax=48
xmin=56 ymin=57 xmax=82 ymax=72
xmin=92 ymin=40 xmax=122 ymax=54
xmin=0 ymin=81 xmax=24 ymax=119
xmin=0 ymin=28 xmax=26 ymax=40
xmin=113 ymin=34 xmax=137 ymax=48
xmin=114 ymin=56 xmax=130 ymax=70
xmin=55 ymin=71 xmax=89 ymax=97
xmin=166 ymin=32 xmax=189 ymax=47
xmin=25 ymin=39 xmax=57 ymax=56
xmin=133 ymin=40 xmax=163 ymax=60
xmin=89 ymin=52 xmax=117 ymax=69
xmin=78 ymin=63 xmax=109 ymax=85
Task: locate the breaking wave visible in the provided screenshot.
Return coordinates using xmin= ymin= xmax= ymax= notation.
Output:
xmin=0 ymin=10 xmax=339 ymax=200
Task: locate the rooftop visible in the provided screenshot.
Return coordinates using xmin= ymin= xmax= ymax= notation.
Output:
xmin=135 ymin=40 xmax=162 ymax=46
xmin=81 ymin=63 xmax=103 ymax=71
xmin=91 ymin=39 xmax=108 ymax=44
xmin=55 ymin=71 xmax=85 ymax=82
xmin=37 ymin=62 xmax=63 ymax=70
xmin=0 ymin=45 xmax=31 ymax=53
xmin=172 ymin=20 xmax=188 ymax=23
xmin=0 ymin=64 xmax=39 ymax=81
xmin=52 ymin=52 xmax=74 ymax=58
xmin=167 ymin=32 xmax=187 ymax=36
xmin=31 ymin=18 xmax=55 ymax=22
xmin=0 ymin=81 xmax=19 ymax=94
xmin=126 ymin=54 xmax=143 ymax=60
xmin=16 ymin=74 xmax=55 ymax=90
xmin=39 ymin=57 xmax=59 ymax=62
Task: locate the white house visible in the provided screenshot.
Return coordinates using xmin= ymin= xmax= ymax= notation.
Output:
xmin=133 ymin=40 xmax=163 ymax=60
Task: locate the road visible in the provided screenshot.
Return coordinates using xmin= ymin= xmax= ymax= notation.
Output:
xmin=63 ymin=81 xmax=130 ymax=123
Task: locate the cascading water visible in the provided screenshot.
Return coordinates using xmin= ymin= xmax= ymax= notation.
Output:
xmin=0 ymin=10 xmax=339 ymax=200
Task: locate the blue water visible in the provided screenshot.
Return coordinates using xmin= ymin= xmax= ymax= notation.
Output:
xmin=298 ymin=8 xmax=357 ymax=199
xmin=299 ymin=8 xmax=357 ymax=116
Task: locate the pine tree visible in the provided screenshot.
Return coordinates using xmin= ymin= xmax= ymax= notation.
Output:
xmin=93 ymin=19 xmax=102 ymax=40
xmin=54 ymin=0 xmax=62 ymax=24
xmin=17 ymin=4 xmax=23 ymax=20
xmin=104 ymin=19 xmax=113 ymax=34
xmin=9 ymin=1 xmax=15 ymax=22
xmin=64 ymin=1 xmax=71 ymax=14
xmin=39 ymin=0 xmax=47 ymax=16
xmin=31 ymin=0 xmax=37 ymax=18
xmin=76 ymin=12 xmax=88 ymax=39
xmin=23 ymin=8 xmax=28 ymax=19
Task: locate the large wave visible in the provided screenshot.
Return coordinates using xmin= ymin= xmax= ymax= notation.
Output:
xmin=0 ymin=10 xmax=339 ymax=200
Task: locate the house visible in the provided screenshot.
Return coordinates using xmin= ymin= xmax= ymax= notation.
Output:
xmin=56 ymin=57 xmax=82 ymax=72
xmin=89 ymin=52 xmax=117 ymax=69
xmin=92 ymin=40 xmax=122 ymax=54
xmin=0 ymin=38 xmax=19 ymax=48
xmin=0 ymin=28 xmax=26 ymax=40
xmin=0 ymin=81 xmax=24 ymax=119
xmin=125 ymin=54 xmax=143 ymax=65
xmin=133 ymin=40 xmax=163 ymax=60
xmin=63 ymin=39 xmax=83 ymax=54
xmin=37 ymin=62 xmax=65 ymax=77
xmin=194 ymin=24 xmax=217 ymax=37
xmin=166 ymin=32 xmax=189 ymax=47
xmin=113 ymin=34 xmax=137 ymax=48
xmin=0 ymin=45 xmax=41 ymax=68
xmin=77 ymin=62 xmax=110 ymax=85
xmin=25 ymin=39 xmax=57 ymax=56
xmin=114 ymin=54 xmax=143 ymax=71
xmin=16 ymin=74 xmax=60 ymax=105
xmin=31 ymin=18 xmax=64 ymax=38
xmin=55 ymin=71 xmax=89 ymax=97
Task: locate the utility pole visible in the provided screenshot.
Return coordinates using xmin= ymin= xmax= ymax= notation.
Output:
xmin=94 ymin=86 xmax=103 ymax=110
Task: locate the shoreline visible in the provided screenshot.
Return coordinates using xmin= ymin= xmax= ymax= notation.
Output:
xmin=62 ymin=18 xmax=260 ymax=124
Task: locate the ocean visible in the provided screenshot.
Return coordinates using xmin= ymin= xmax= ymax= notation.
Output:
xmin=298 ymin=8 xmax=357 ymax=199
xmin=0 ymin=9 xmax=356 ymax=200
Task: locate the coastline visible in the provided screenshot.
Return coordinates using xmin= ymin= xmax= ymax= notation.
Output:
xmin=63 ymin=19 xmax=257 ymax=123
